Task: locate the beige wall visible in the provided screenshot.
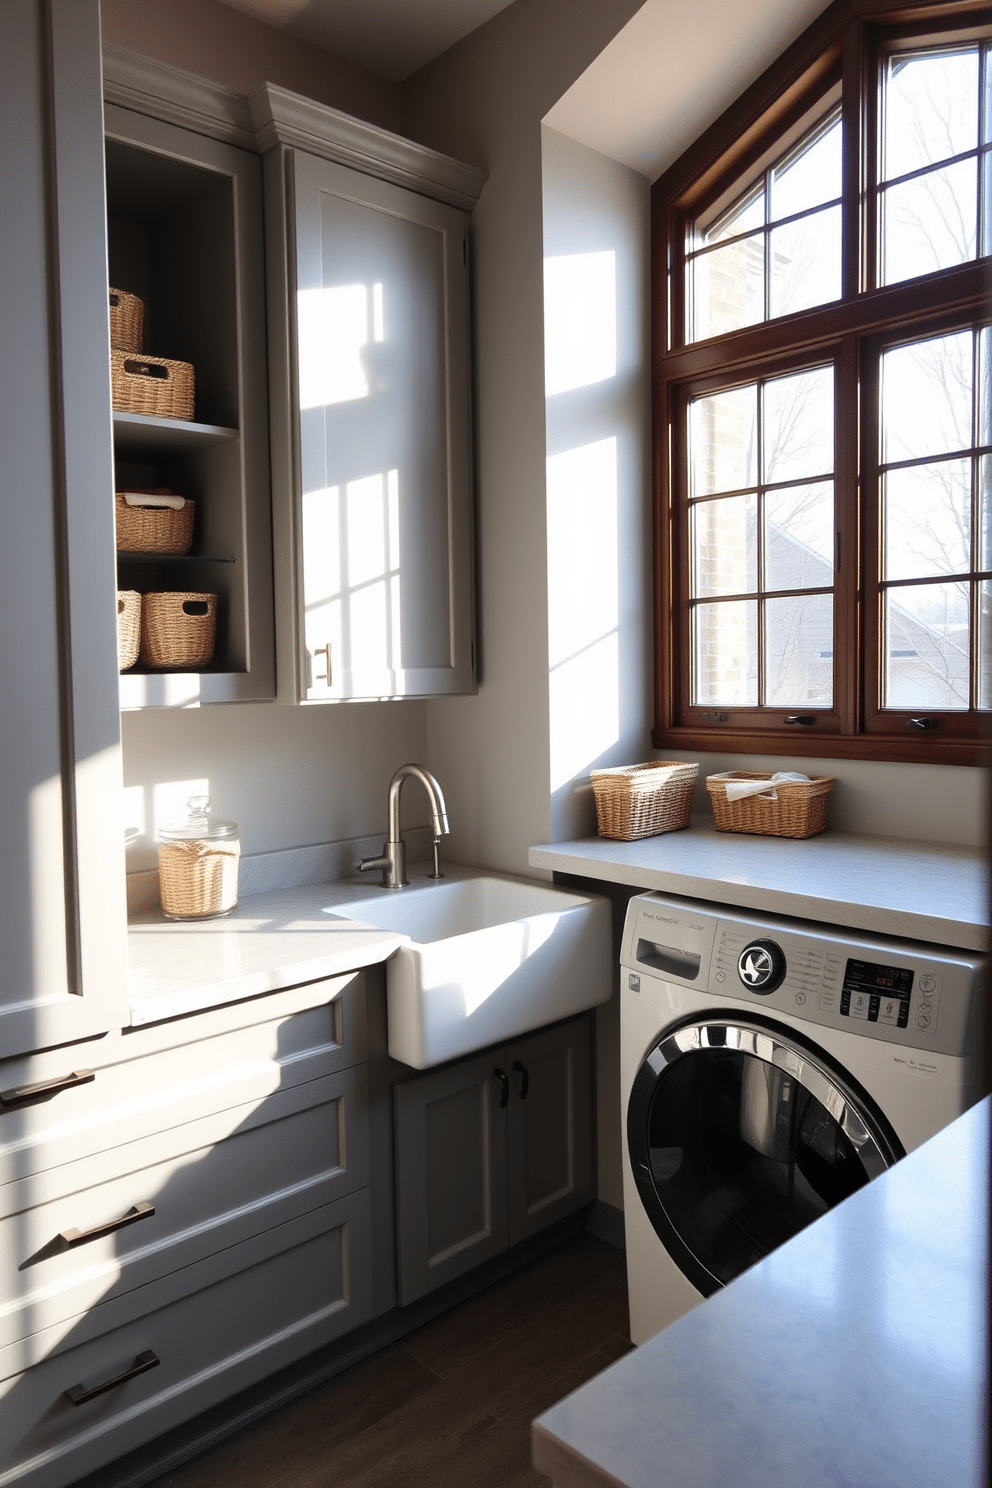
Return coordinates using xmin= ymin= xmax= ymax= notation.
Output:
xmin=399 ymin=0 xmax=645 ymax=879
xmin=100 ymin=0 xmax=401 ymax=129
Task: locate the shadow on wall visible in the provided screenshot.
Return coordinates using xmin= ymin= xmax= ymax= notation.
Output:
xmin=541 ymin=126 xmax=653 ymax=845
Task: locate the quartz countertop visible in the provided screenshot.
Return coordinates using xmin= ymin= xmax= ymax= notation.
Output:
xmin=126 ymin=876 xmax=417 ymax=1025
xmin=529 ymin=822 xmax=988 ymax=951
xmin=532 ymin=1095 xmax=991 ymax=1488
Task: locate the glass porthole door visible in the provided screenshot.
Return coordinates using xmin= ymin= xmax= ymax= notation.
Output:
xmin=626 ymin=1015 xmax=904 ymax=1295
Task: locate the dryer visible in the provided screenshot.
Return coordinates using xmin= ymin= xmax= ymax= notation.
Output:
xmin=620 ymin=891 xmax=986 ymax=1345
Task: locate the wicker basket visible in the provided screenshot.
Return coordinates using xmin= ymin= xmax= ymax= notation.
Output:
xmin=158 ymin=838 xmax=240 ymax=919
xmin=115 ymin=493 xmax=194 ymax=554
xmin=108 ymin=287 xmax=144 ymax=352
xmin=706 ymin=771 xmax=834 ymax=839
xmin=116 ymin=590 xmax=141 ymax=671
xmin=111 ymin=349 xmax=194 ymax=421
xmin=139 ymin=592 xmax=216 ymax=669
xmin=590 ymin=760 xmax=698 ymax=841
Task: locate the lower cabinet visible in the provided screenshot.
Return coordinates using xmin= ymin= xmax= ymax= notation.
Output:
xmin=0 ymin=974 xmax=374 ymax=1488
xmin=393 ymin=1016 xmax=593 ymax=1305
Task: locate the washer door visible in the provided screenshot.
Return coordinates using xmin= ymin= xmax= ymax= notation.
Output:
xmin=627 ymin=1014 xmax=904 ymax=1296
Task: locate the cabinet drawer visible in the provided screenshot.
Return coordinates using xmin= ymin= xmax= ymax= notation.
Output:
xmin=0 ymin=985 xmax=364 ymax=1189
xmin=0 ymin=1064 xmax=368 ymax=1353
xmin=0 ymin=1189 xmax=372 ymax=1488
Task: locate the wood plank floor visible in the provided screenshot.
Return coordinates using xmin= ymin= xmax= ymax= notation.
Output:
xmin=155 ymin=1236 xmax=630 ymax=1488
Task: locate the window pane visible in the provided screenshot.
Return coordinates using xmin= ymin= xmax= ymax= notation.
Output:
xmin=690 ymin=385 xmax=757 ymax=496
xmin=763 ymin=366 xmax=834 ymax=484
xmin=693 ymin=495 xmax=757 ymax=597
xmin=765 ymin=482 xmax=834 ymax=591
xmin=690 ymin=236 xmax=763 ymax=341
xmin=884 ymin=49 xmax=979 ymax=181
xmin=981 ymin=455 xmax=992 ymax=572
xmin=884 ymin=582 xmax=970 ymax=709
xmin=698 ymin=184 xmax=764 ymax=248
xmin=979 ymin=581 xmax=992 ymax=708
xmin=769 ymin=204 xmax=842 ymax=318
xmin=771 ymin=113 xmax=842 ymax=219
xmin=884 ymin=460 xmax=971 ymax=581
xmin=983 ymin=148 xmax=992 ymax=257
xmin=882 ymin=160 xmax=977 ymax=284
xmin=881 ymin=331 xmax=972 ymax=463
xmin=764 ymin=593 xmax=833 ymax=706
xmin=692 ymin=600 xmax=757 ymax=705
xmin=980 ymin=327 xmax=992 ymax=446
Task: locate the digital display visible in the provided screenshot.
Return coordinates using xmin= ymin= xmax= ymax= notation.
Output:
xmin=843 ymin=958 xmax=914 ymax=998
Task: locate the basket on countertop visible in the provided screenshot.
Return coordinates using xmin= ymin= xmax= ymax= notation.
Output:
xmin=139 ymin=592 xmax=216 ymax=670
xmin=108 ymin=286 xmax=144 ymax=352
xmin=157 ymin=796 xmax=239 ymax=920
xmin=111 ymin=348 xmax=194 ymax=421
xmin=116 ymin=590 xmax=141 ymax=671
xmin=590 ymin=760 xmax=698 ymax=841
xmin=115 ymin=492 xmax=195 ymax=554
xmin=706 ymin=771 xmax=834 ymax=839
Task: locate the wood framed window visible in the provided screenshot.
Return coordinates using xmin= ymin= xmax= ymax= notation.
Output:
xmin=653 ymin=0 xmax=992 ymax=766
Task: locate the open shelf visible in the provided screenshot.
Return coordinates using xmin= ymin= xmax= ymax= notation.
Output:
xmin=112 ymin=411 xmax=238 ymax=456
xmin=116 ymin=552 xmax=236 ymax=565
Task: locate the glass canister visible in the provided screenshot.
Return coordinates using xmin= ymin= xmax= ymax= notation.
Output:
xmin=157 ymin=795 xmax=240 ymax=920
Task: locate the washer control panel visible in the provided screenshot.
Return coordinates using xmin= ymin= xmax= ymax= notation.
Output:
xmin=621 ymin=892 xmax=982 ymax=1057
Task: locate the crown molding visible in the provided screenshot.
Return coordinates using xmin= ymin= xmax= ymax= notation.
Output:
xmin=248 ymin=82 xmax=487 ymax=210
xmin=102 ymin=44 xmax=257 ymax=150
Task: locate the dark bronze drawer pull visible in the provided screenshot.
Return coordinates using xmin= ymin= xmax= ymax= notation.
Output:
xmin=0 ymin=1069 xmax=94 ymax=1110
xmin=513 ymin=1060 xmax=529 ymax=1099
xmin=60 ymin=1202 xmax=155 ymax=1249
xmin=65 ymin=1349 xmax=160 ymax=1406
xmin=494 ymin=1067 xmax=509 ymax=1108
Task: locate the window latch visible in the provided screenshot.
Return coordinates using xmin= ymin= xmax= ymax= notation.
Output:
xmin=908 ymin=717 xmax=939 ymax=730
xmin=785 ymin=715 xmax=816 ymax=726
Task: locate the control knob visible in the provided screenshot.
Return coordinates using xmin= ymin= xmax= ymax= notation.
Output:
xmin=737 ymin=939 xmax=786 ymax=994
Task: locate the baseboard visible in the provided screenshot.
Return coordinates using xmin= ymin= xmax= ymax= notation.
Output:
xmin=71 ymin=1211 xmax=590 ymax=1488
xmin=584 ymin=1198 xmax=625 ymax=1251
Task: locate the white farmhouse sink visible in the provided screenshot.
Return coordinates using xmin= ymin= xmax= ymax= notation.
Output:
xmin=332 ymin=872 xmax=611 ymax=1068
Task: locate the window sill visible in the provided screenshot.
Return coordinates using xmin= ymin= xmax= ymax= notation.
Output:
xmin=652 ymin=725 xmax=989 ymax=767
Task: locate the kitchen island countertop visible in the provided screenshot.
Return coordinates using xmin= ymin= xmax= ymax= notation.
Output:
xmin=533 ymin=1094 xmax=991 ymax=1488
xmin=529 ymin=821 xmax=988 ymax=951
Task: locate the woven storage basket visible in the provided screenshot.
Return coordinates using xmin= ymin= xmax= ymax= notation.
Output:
xmin=139 ymin=592 xmax=216 ymax=669
xmin=116 ymin=590 xmax=141 ymax=671
xmin=590 ymin=760 xmax=698 ymax=841
xmin=158 ymin=838 xmax=240 ymax=919
xmin=115 ymin=493 xmax=194 ymax=554
xmin=111 ymin=349 xmax=194 ymax=421
xmin=108 ymin=287 xmax=144 ymax=351
xmin=706 ymin=771 xmax=834 ymax=839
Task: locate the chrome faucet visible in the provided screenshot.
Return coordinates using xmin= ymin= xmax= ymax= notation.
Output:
xmin=357 ymin=763 xmax=450 ymax=889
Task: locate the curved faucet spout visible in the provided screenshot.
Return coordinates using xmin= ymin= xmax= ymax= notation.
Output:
xmin=358 ymin=763 xmax=449 ymax=889
xmin=388 ymin=763 xmax=449 ymax=844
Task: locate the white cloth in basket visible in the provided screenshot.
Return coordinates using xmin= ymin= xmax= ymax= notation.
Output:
xmin=723 ymin=771 xmax=811 ymax=802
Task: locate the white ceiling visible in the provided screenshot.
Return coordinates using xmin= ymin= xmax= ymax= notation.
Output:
xmin=216 ymin=0 xmax=518 ymax=82
xmin=217 ymin=0 xmax=834 ymax=179
xmin=545 ymin=0 xmax=835 ymax=180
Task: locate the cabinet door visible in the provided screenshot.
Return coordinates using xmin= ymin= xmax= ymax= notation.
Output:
xmin=0 ymin=0 xmax=128 ymax=1058
xmin=393 ymin=1054 xmax=507 ymax=1305
xmin=506 ymin=1018 xmax=593 ymax=1246
xmin=279 ymin=150 xmax=475 ymax=701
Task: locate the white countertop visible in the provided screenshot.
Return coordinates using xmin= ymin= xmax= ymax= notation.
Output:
xmin=532 ymin=1096 xmax=991 ymax=1488
xmin=127 ymin=876 xmax=412 ymax=1026
xmin=529 ymin=821 xmax=988 ymax=951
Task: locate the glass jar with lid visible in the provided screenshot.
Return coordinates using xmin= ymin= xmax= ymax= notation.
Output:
xmin=157 ymin=795 xmax=240 ymax=919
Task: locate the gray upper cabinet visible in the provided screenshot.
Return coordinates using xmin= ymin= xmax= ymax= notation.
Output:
xmin=0 ymin=0 xmax=128 ymax=1059
xmin=103 ymin=99 xmax=275 ymax=708
xmin=251 ymin=85 xmax=485 ymax=702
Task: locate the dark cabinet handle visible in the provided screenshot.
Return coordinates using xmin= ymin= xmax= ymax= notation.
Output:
xmin=60 ymin=1202 xmax=155 ymax=1249
xmin=494 ymin=1067 xmax=509 ymax=1108
xmin=65 ymin=1349 xmax=160 ymax=1406
xmin=513 ymin=1060 xmax=529 ymax=1099
xmin=0 ymin=1069 xmax=94 ymax=1110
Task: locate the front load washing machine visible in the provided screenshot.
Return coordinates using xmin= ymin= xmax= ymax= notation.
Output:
xmin=620 ymin=891 xmax=986 ymax=1345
